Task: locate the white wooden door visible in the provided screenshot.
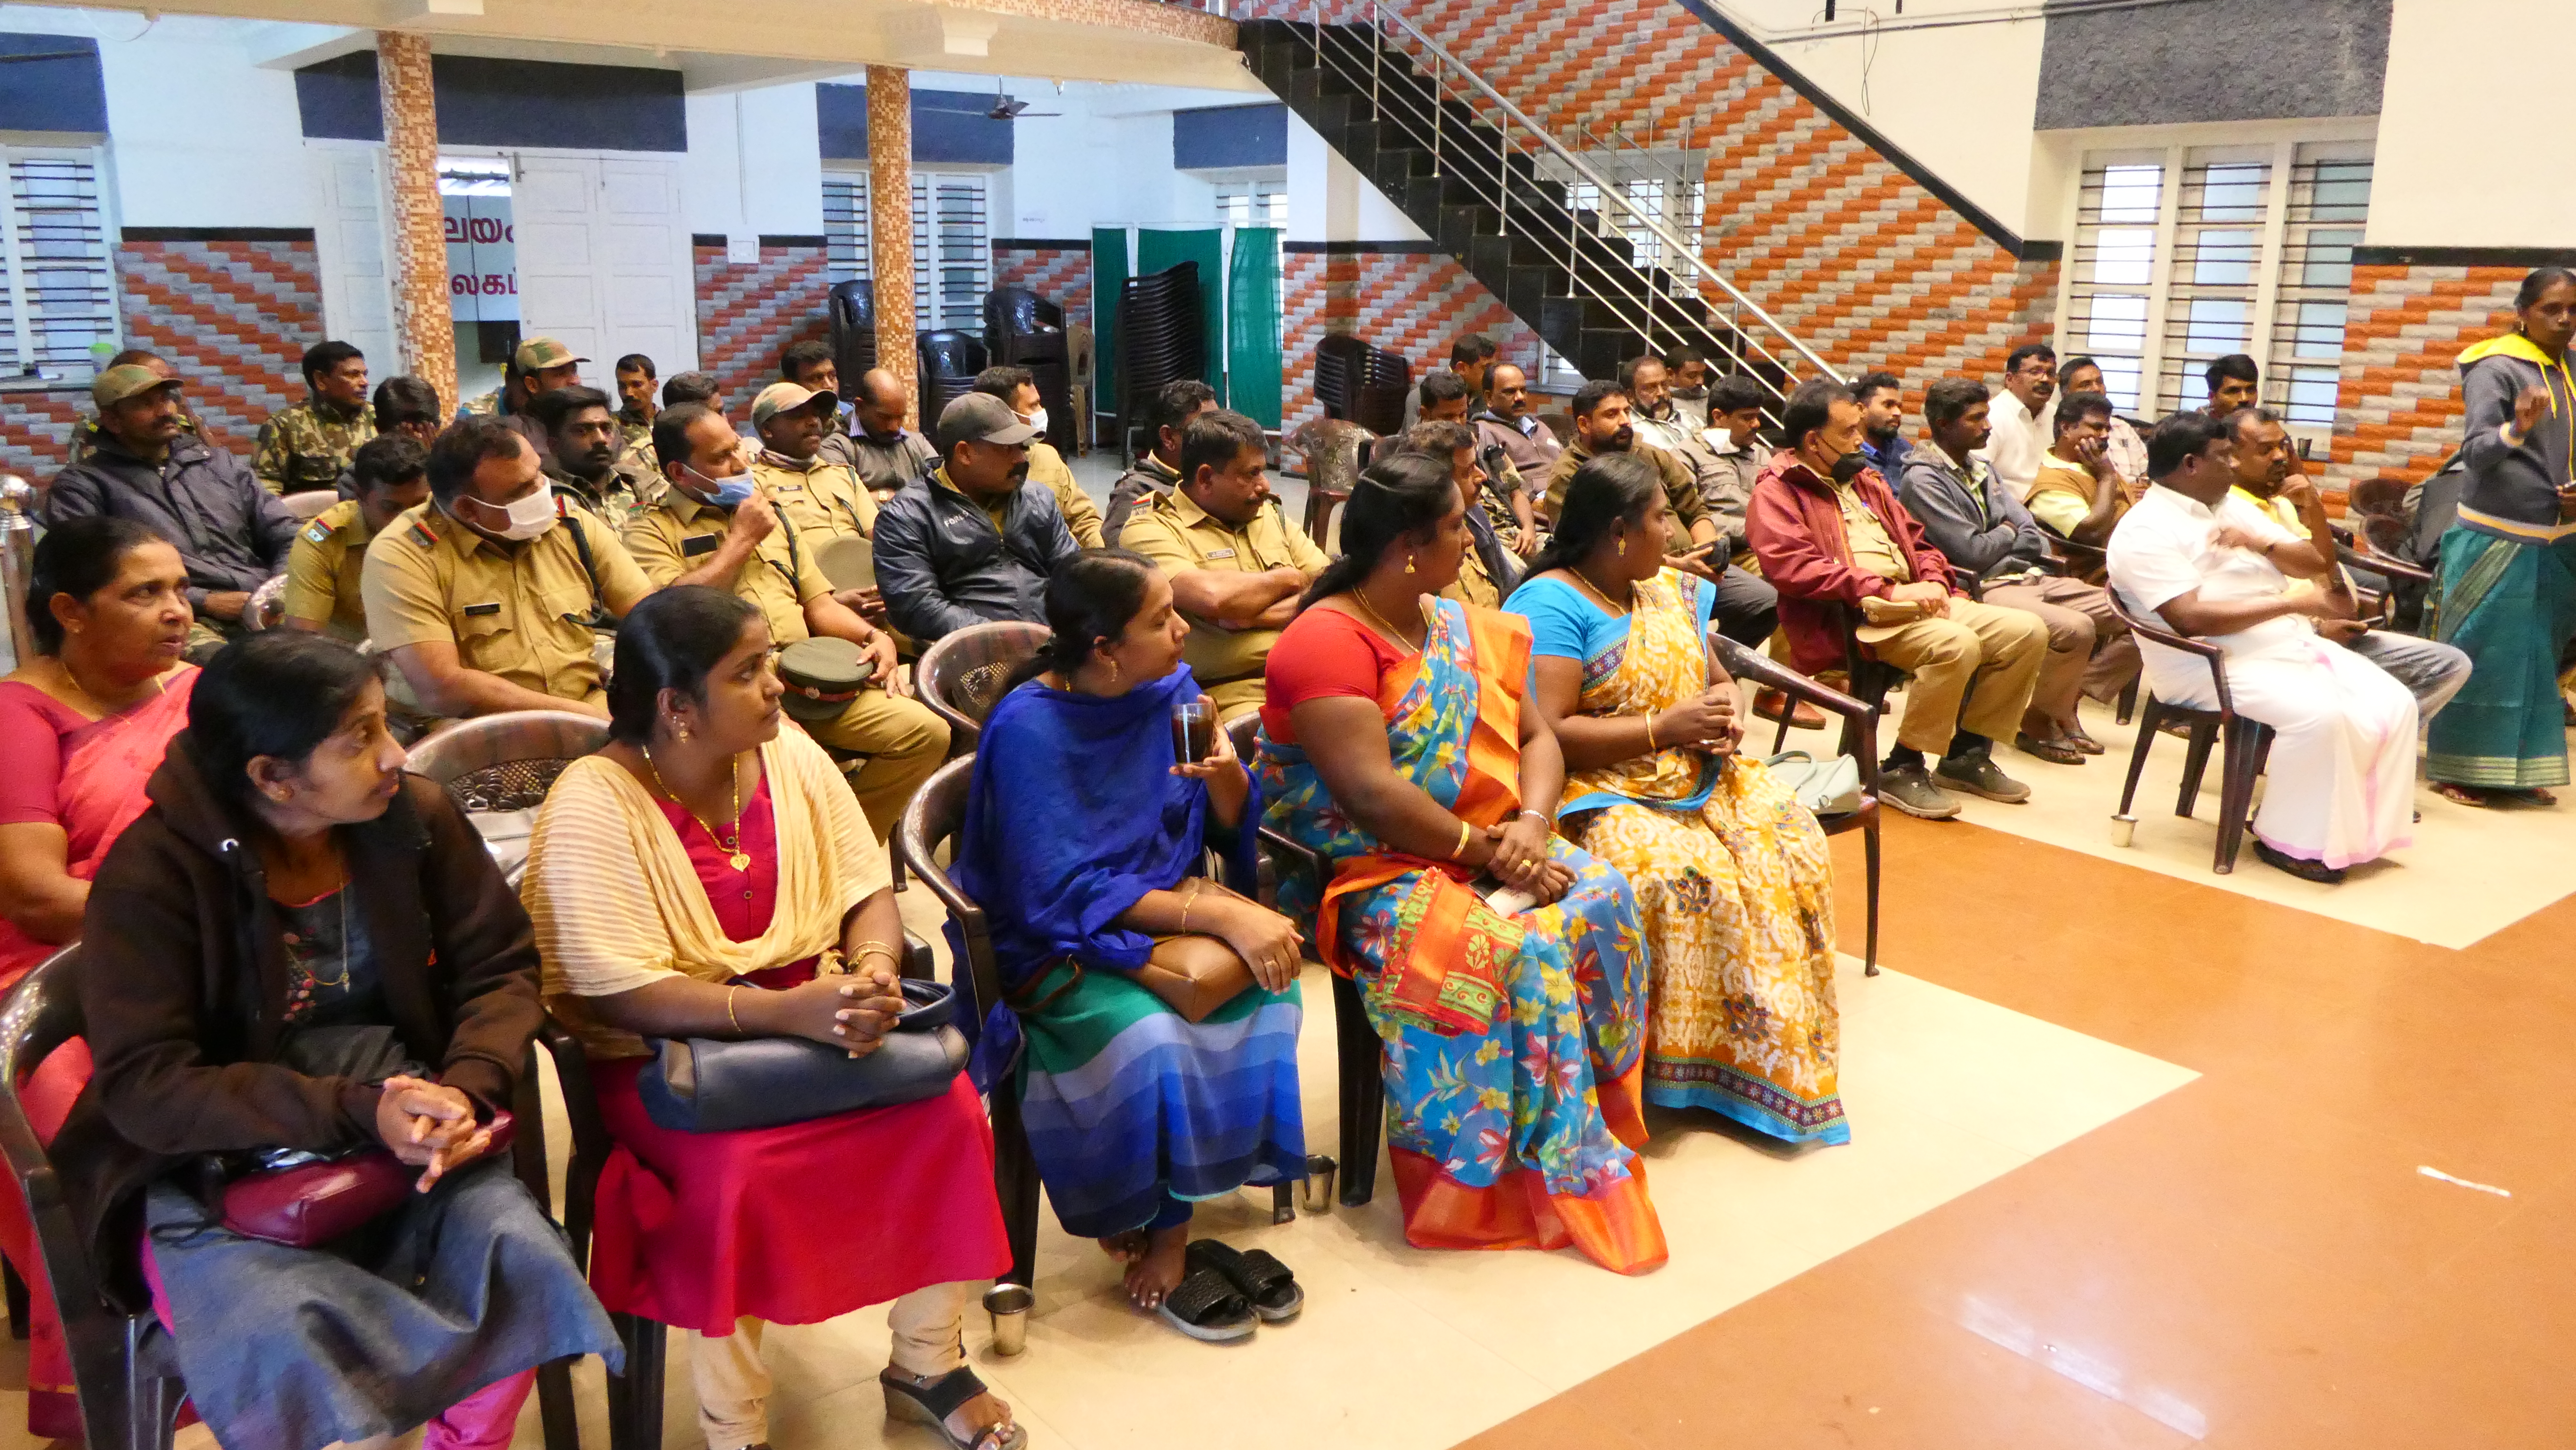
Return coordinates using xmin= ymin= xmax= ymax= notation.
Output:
xmin=307 ymin=142 xmax=397 ymax=375
xmin=512 ymin=153 xmax=696 ymax=390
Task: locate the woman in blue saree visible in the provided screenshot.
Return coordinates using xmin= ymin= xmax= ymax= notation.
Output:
xmin=950 ymin=550 xmax=1307 ymax=1341
xmin=1256 ymin=452 xmax=1664 ymax=1275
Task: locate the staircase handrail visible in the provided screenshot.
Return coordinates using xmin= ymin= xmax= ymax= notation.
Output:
xmin=1351 ymin=0 xmax=1846 ymax=387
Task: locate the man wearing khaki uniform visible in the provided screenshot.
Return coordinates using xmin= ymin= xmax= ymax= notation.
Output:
xmin=1117 ymin=410 xmax=1327 ymax=722
xmin=631 ymin=402 xmax=948 ymax=839
xmin=362 ymin=418 xmax=652 ymax=719
xmin=748 ymin=381 xmax=892 ymax=633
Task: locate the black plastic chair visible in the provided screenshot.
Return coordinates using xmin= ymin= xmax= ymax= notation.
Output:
xmin=829 ymin=278 xmax=877 ymax=390
xmin=536 ymin=926 xmax=936 ymax=1450
xmin=2106 ymin=594 xmax=2275 ymax=874
xmin=1313 ymin=334 xmax=1408 ymax=439
xmin=1768 ymin=600 xmax=1907 ymax=767
xmin=899 ymin=752 xmax=1296 ymax=1276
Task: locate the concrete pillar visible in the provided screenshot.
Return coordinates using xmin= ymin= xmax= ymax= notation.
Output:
xmin=377 ymin=32 xmax=457 ymax=412
xmin=866 ymin=64 xmax=918 ymax=433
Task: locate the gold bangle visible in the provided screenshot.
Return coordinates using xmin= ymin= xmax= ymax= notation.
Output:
xmin=1645 ymin=715 xmax=1658 ymax=750
xmin=852 ymin=941 xmax=901 ymax=967
xmin=725 ymin=985 xmax=742 ymax=1035
xmin=1179 ymin=878 xmax=1203 ymax=934
xmin=1454 ymin=819 xmax=1473 ymax=859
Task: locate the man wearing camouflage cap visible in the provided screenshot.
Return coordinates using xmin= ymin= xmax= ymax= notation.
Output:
xmin=254 ymin=339 xmax=375 ymax=495
xmin=45 ymin=363 xmax=297 ymax=660
xmin=462 ymin=335 xmax=587 ymax=466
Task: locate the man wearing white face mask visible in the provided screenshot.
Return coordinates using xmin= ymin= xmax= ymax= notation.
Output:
xmin=625 ymin=403 xmax=946 ymax=839
xmin=362 ymin=415 xmax=655 ymax=721
xmin=971 ymin=365 xmax=1103 ymax=547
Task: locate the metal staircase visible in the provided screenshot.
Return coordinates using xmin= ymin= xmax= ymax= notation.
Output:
xmin=1237 ymin=6 xmax=1843 ymax=407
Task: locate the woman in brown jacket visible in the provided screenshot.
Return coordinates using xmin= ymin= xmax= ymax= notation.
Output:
xmin=50 ymin=632 xmax=618 ymax=1450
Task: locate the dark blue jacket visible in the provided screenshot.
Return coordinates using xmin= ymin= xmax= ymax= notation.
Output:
xmin=873 ymin=468 xmax=1082 ymax=642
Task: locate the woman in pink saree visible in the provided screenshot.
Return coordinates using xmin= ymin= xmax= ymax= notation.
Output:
xmin=0 ymin=516 xmax=197 ymax=1437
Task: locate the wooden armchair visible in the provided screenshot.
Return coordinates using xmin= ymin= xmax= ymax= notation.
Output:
xmin=1714 ymin=636 xmax=1885 ymax=975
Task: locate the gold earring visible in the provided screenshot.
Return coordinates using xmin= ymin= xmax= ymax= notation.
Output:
xmin=1405 ymin=553 xmax=1417 ymax=574
xmin=1106 ymin=656 xmax=1122 ymax=683
xmin=676 ymin=722 xmax=692 ymax=741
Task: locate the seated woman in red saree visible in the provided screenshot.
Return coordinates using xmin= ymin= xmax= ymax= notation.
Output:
xmin=0 ymin=516 xmax=197 ymax=1437
xmin=524 ymin=587 xmax=1020 ymax=1450
xmin=1256 ymin=452 xmax=1665 ymax=1275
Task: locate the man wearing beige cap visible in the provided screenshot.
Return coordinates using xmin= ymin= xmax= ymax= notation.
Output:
xmin=873 ymin=393 xmax=1083 ymax=643
xmin=749 ymin=380 xmax=888 ymax=628
xmin=625 ymin=402 xmax=947 ymax=838
xmin=46 ymin=363 xmax=297 ymax=659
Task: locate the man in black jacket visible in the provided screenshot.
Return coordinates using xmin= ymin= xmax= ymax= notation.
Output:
xmin=45 ymin=363 xmax=297 ymax=659
xmin=873 ymin=393 xmax=1081 ymax=643
xmin=1895 ymin=377 xmax=2136 ymax=761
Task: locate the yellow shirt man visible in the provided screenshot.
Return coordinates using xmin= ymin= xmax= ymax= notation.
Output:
xmin=754 ymin=449 xmax=880 ymax=543
xmin=1119 ymin=488 xmax=1328 ymax=719
xmin=280 ymin=499 xmax=378 ymax=641
xmin=623 ymin=486 xmax=949 ymax=838
xmin=360 ymin=497 xmax=652 ymax=709
xmin=1025 ymin=438 xmax=1104 ymax=549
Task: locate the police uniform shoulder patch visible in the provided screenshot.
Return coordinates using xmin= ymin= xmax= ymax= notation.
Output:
xmin=406 ymin=518 xmax=440 ymax=548
xmin=304 ymin=521 xmax=333 ymax=545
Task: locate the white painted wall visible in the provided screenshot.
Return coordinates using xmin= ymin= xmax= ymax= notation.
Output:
xmin=1285 ymin=111 xmax=1425 ymax=243
xmin=682 ymin=84 xmax=825 ymax=237
xmin=2368 ymin=0 xmax=2571 ymax=248
xmin=1708 ymin=0 xmax=2044 ymax=236
xmin=0 ymin=6 xmax=322 ymax=228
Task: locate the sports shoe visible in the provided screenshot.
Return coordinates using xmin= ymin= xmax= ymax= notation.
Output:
xmin=1935 ymin=753 xmax=2033 ymax=804
xmin=1876 ymin=764 xmax=1963 ymax=820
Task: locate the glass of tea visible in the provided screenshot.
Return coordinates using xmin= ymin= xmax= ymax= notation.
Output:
xmin=1170 ymin=699 xmax=1215 ymax=765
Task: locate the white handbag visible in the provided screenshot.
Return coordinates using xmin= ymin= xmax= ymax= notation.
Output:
xmin=1763 ymin=749 xmax=1864 ymax=818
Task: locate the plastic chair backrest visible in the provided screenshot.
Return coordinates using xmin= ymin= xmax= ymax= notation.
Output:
xmin=403 ymin=710 xmax=610 ymax=813
xmin=917 ymin=622 xmax=1050 ymax=742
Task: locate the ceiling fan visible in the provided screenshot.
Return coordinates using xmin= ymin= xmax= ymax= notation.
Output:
xmin=920 ymin=80 xmax=1061 ymax=121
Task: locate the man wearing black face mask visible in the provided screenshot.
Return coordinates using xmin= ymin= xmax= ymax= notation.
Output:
xmin=1748 ymin=380 xmax=2049 ymax=819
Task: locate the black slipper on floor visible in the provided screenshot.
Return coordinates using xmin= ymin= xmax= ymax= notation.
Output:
xmin=1153 ymin=1265 xmax=1258 ymax=1341
xmin=1187 ymin=1239 xmax=1304 ymax=1322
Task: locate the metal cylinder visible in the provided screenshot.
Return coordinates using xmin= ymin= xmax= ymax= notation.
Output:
xmin=0 ymin=475 xmax=36 ymax=672
xmin=981 ymin=1282 xmax=1032 ymax=1357
xmin=1298 ymin=1154 xmax=1338 ymax=1215
xmin=2110 ymin=813 xmax=2138 ymax=848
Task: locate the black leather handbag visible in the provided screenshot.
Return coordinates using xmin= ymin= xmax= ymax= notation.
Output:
xmin=636 ymin=980 xmax=967 ymax=1133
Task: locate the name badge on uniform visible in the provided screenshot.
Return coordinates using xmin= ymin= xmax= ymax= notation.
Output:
xmin=683 ymin=534 xmax=720 ymax=557
xmin=772 ymin=482 xmax=805 ymax=495
xmin=463 ymin=602 xmax=501 ymax=617
xmin=1205 ymin=548 xmax=1237 ymax=561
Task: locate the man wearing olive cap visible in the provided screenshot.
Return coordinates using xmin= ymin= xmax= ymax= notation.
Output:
xmin=45 ymin=363 xmax=298 ymax=660
xmin=749 ymin=380 xmax=889 ymax=631
xmin=871 ymin=393 xmax=1082 ymax=643
xmin=461 ymin=336 xmax=588 ymax=466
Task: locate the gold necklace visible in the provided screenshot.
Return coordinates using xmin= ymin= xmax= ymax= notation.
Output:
xmin=646 ymin=748 xmax=750 ymax=871
xmin=1568 ymin=565 xmax=1633 ymax=617
xmin=1349 ymin=587 xmax=1423 ymax=654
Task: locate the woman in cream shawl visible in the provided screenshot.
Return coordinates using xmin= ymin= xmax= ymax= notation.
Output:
xmin=523 ymin=587 xmax=1022 ymax=1450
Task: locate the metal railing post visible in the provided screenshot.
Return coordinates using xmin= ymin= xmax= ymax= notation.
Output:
xmin=1369 ymin=1 xmax=1382 ymax=121
xmin=1431 ymin=57 xmax=1442 ymax=178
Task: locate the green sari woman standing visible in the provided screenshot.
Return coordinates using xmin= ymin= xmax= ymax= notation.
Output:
xmin=2428 ymin=266 xmax=2576 ymax=805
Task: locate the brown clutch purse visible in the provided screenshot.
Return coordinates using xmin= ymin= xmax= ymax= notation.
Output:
xmin=1119 ymin=881 xmax=1259 ymax=1023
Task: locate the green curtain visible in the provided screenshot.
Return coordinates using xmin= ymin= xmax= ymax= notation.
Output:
xmin=1136 ymin=227 xmax=1226 ymax=402
xmin=1225 ymin=228 xmax=1284 ymax=428
xmin=1090 ymin=226 xmax=1129 ymax=435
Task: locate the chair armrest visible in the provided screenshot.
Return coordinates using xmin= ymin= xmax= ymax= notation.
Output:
xmin=2338 ymin=542 xmax=2432 ymax=586
xmin=1948 ymin=564 xmax=1984 ymax=600
xmin=1710 ymin=635 xmax=1880 ymax=786
xmin=2043 ymin=534 xmax=2106 ymax=571
xmin=2103 ymin=595 xmax=2238 ymax=715
xmin=896 ymin=834 xmax=1005 ymax=1019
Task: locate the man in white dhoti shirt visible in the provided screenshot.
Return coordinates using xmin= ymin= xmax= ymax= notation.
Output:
xmin=2107 ymin=411 xmax=2420 ymax=883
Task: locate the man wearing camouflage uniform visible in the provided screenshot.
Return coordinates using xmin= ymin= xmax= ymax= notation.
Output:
xmin=255 ymin=339 xmax=375 ymax=495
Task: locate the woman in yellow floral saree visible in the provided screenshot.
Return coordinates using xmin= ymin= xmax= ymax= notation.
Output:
xmin=1510 ymin=454 xmax=1844 ymax=1145
xmin=1256 ymin=453 xmax=1664 ymax=1275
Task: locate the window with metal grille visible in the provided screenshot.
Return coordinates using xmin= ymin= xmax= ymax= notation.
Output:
xmin=0 ymin=149 xmax=117 ymax=377
xmin=1562 ymin=171 xmax=1705 ymax=290
xmin=821 ymin=170 xmax=992 ymax=332
xmin=1213 ymin=179 xmax=1287 ymax=229
xmin=2058 ymin=142 xmax=2372 ymax=427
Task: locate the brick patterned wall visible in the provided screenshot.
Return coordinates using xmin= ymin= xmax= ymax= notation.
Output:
xmin=1242 ymin=0 xmax=2056 ymax=400
xmin=2325 ymin=264 xmax=2526 ymax=494
xmin=116 ymin=239 xmax=325 ymax=450
xmin=993 ymin=244 xmax=1093 ymax=325
xmin=1279 ymin=246 xmax=1543 ymax=433
xmin=0 ymin=392 xmax=85 ymax=478
xmin=693 ymin=241 xmax=831 ymax=411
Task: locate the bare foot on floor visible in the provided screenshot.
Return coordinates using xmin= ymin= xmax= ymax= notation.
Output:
xmin=1123 ymin=1223 xmax=1189 ymax=1312
xmin=1098 ymin=1229 xmax=1146 ymax=1264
